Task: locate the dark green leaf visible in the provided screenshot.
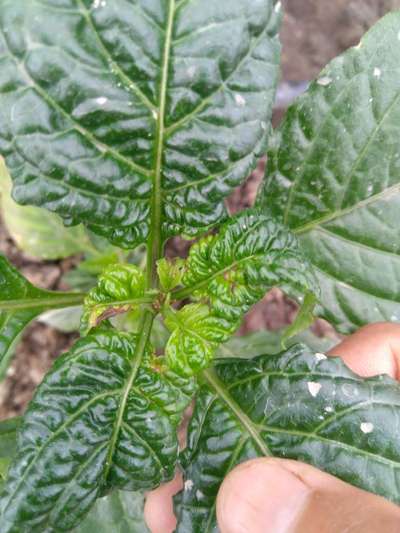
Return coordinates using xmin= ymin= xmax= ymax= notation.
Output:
xmin=175 ymin=345 xmax=400 ymax=531
xmin=0 ymin=159 xmax=90 ymax=260
xmin=175 ymin=209 xmax=319 ymax=323
xmin=76 ymin=490 xmax=149 ymax=533
xmin=0 ymin=0 xmax=281 ymax=249
xmin=0 ymin=255 xmax=85 ymax=378
xmin=258 ymin=12 xmax=400 ymax=333
xmin=0 ymin=417 xmax=21 ymax=488
xmin=0 ymin=331 xmax=194 ymax=531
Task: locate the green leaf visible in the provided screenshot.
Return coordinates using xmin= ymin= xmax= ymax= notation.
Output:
xmin=257 ymin=12 xmax=400 ymax=333
xmin=164 ymin=304 xmax=235 ymax=376
xmin=0 ymin=417 xmax=21 ymax=488
xmin=281 ymin=291 xmax=317 ymax=347
xmin=81 ymin=264 xmax=151 ymax=333
xmin=157 ymin=258 xmax=184 ymax=293
xmin=0 ymin=255 xmax=85 ymax=378
xmin=38 ymin=306 xmax=83 ymax=333
xmin=76 ymin=490 xmax=149 ymax=533
xmin=0 ymin=0 xmax=281 ymax=249
xmin=174 ymin=209 xmax=319 ymax=323
xmin=0 ymin=159 xmax=90 ymax=260
xmin=175 ymin=345 xmax=400 ymax=531
xmin=0 ymin=331 xmax=194 ymax=531
xmin=216 ymin=328 xmax=338 ymax=358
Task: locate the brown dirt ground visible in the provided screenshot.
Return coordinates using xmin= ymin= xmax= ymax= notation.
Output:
xmin=1 ymin=1 xmax=399 ymax=418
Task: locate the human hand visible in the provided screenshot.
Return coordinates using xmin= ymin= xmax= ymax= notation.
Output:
xmin=145 ymin=323 xmax=400 ymax=532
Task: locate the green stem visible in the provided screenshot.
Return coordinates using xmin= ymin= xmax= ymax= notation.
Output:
xmin=0 ymin=293 xmax=86 ymax=311
xmin=146 ymin=0 xmax=175 ymax=288
xmin=90 ymin=295 xmax=156 ymax=312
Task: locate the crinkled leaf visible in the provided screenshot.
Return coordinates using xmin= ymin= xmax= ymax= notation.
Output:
xmin=258 ymin=12 xmax=400 ymax=333
xmin=0 ymin=331 xmax=194 ymax=532
xmin=176 ymin=209 xmax=319 ymax=323
xmin=0 ymin=255 xmax=84 ymax=376
xmin=76 ymin=490 xmax=149 ymax=533
xmin=0 ymin=417 xmax=20 ymax=488
xmin=0 ymin=0 xmax=281 ymax=249
xmin=157 ymin=258 xmax=184 ymax=293
xmin=175 ymin=345 xmax=400 ymax=531
xmin=164 ymin=304 xmax=235 ymax=376
xmin=81 ymin=264 xmax=148 ymax=333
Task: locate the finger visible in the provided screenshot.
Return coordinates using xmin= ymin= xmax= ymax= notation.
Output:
xmin=216 ymin=457 xmax=400 ymax=533
xmin=328 ymin=323 xmax=400 ymax=379
xmin=144 ymin=472 xmax=183 ymax=533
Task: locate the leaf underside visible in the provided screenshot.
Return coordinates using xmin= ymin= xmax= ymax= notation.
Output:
xmin=0 ymin=0 xmax=281 ymax=248
xmin=0 ymin=255 xmax=82 ymax=378
xmin=175 ymin=345 xmax=400 ymax=531
xmin=258 ymin=11 xmax=400 ymax=333
xmin=0 ymin=159 xmax=88 ymax=260
xmin=0 ymin=331 xmax=193 ymax=532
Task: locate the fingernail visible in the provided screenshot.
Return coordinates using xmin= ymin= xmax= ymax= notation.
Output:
xmin=217 ymin=460 xmax=311 ymax=533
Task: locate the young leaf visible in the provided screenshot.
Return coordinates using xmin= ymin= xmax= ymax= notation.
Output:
xmin=81 ymin=264 xmax=152 ymax=333
xmin=175 ymin=345 xmax=400 ymax=531
xmin=258 ymin=12 xmax=400 ymax=333
xmin=0 ymin=159 xmax=89 ymax=260
xmin=174 ymin=209 xmax=319 ymax=322
xmin=164 ymin=304 xmax=235 ymax=376
xmin=0 ymin=255 xmax=84 ymax=375
xmin=76 ymin=490 xmax=149 ymax=533
xmin=0 ymin=330 xmax=194 ymax=531
xmin=0 ymin=0 xmax=281 ymax=249
xmin=157 ymin=258 xmax=184 ymax=293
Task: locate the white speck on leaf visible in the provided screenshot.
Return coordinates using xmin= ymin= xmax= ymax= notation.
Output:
xmin=373 ymin=67 xmax=382 ymax=78
xmin=184 ymin=479 xmax=194 ymax=491
xmin=187 ymin=66 xmax=196 ymax=78
xmin=196 ymin=490 xmax=204 ymax=500
xmin=152 ymin=110 xmax=158 ymax=120
xmin=96 ymin=96 xmax=108 ymax=106
xmin=367 ymin=184 xmax=373 ymax=194
xmin=235 ymin=93 xmax=246 ymax=107
xmin=307 ymin=382 xmax=322 ymax=397
xmin=315 ymin=352 xmax=327 ymax=361
xmin=317 ymin=76 xmax=332 ymax=87
xmin=325 ymin=406 xmax=334 ymax=413
xmin=360 ymin=422 xmax=374 ymax=434
xmin=261 ymin=121 xmax=267 ymax=131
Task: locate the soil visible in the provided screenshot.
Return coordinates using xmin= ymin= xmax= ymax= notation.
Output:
xmin=1 ymin=1 xmax=398 ymax=418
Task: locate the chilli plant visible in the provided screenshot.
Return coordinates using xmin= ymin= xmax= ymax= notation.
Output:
xmin=0 ymin=1 xmax=400 ymax=531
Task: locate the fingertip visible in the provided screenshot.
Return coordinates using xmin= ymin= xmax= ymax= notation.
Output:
xmin=216 ymin=458 xmax=310 ymax=533
xmin=144 ymin=473 xmax=183 ymax=533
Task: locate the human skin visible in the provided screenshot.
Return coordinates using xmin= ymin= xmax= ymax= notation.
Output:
xmin=144 ymin=323 xmax=400 ymax=532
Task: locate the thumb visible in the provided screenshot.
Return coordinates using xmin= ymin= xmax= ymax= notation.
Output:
xmin=216 ymin=458 xmax=400 ymax=533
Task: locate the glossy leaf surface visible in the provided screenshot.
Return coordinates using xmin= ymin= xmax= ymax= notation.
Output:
xmin=0 ymin=0 xmax=281 ymax=248
xmin=176 ymin=345 xmax=400 ymax=531
xmin=81 ymin=264 xmax=148 ymax=333
xmin=76 ymin=490 xmax=149 ymax=533
xmin=164 ymin=304 xmax=235 ymax=376
xmin=0 ymin=417 xmax=20 ymax=488
xmin=258 ymin=12 xmax=400 ymax=333
xmin=177 ymin=209 xmax=319 ymax=322
xmin=0 ymin=255 xmax=84 ymax=376
xmin=0 ymin=159 xmax=89 ymax=260
xmin=0 ymin=331 xmax=193 ymax=531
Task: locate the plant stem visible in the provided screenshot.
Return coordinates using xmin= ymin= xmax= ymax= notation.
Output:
xmin=146 ymin=0 xmax=175 ymax=289
xmin=0 ymin=292 xmax=86 ymax=311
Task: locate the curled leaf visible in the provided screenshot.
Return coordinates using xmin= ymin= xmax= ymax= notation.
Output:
xmin=81 ymin=264 xmax=149 ymax=333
